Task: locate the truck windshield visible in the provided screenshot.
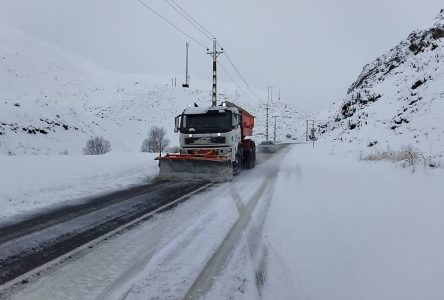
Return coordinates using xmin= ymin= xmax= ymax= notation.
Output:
xmin=181 ymin=111 xmax=233 ymax=133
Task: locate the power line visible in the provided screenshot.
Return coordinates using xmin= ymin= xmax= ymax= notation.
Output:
xmin=217 ymin=62 xmax=251 ymax=100
xmin=135 ymin=0 xmax=208 ymax=49
xmin=225 ymin=51 xmax=250 ymax=88
xmin=217 ymin=41 xmax=263 ymax=101
xmin=135 ymin=0 xmax=262 ymax=103
xmin=226 ymin=51 xmax=262 ymax=100
xmin=162 ymin=0 xmax=213 ymax=41
xmin=224 ymin=51 xmax=251 ymax=89
xmin=168 ymin=0 xmax=215 ymax=39
xmin=217 ymin=62 xmax=254 ymax=102
xmin=161 ymin=0 xmax=258 ymax=101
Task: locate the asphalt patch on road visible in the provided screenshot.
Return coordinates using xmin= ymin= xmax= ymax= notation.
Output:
xmin=0 ymin=179 xmax=208 ymax=287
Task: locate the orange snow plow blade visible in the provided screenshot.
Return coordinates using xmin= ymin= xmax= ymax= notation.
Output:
xmin=156 ymin=151 xmax=233 ymax=182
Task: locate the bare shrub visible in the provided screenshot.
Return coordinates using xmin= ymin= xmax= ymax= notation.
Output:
xmin=363 ymin=146 xmax=402 ymax=162
xmin=418 ymin=153 xmax=441 ymax=168
xmin=362 ymin=144 xmax=440 ymax=170
xmin=399 ymin=145 xmax=421 ymax=167
xmin=140 ymin=139 xmax=150 ymax=153
xmin=141 ymin=126 xmax=169 ymax=156
xmin=83 ymin=137 xmax=111 ymax=155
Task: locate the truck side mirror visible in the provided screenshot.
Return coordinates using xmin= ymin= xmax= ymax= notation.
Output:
xmin=232 ymin=114 xmax=240 ymax=127
xmin=174 ymin=115 xmax=180 ymax=133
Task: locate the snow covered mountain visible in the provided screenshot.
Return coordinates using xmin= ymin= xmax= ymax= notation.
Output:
xmin=319 ymin=10 xmax=444 ymax=157
xmin=0 ymin=25 xmax=310 ymax=155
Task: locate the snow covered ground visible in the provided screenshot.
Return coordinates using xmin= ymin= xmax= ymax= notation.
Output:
xmin=0 ymin=152 xmax=158 ymax=223
xmin=263 ymin=143 xmax=444 ymax=300
xmin=10 ymin=143 xmax=444 ymax=299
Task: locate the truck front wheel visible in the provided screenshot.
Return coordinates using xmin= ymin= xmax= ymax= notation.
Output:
xmin=233 ymin=150 xmax=243 ymax=175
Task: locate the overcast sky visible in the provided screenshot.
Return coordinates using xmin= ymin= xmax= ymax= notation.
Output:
xmin=1 ymin=0 xmax=443 ymax=112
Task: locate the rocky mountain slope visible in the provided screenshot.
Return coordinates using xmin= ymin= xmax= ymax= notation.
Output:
xmin=0 ymin=25 xmax=310 ymax=155
xmin=319 ymin=10 xmax=444 ymax=157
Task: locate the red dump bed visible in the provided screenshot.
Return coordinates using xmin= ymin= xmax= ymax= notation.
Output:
xmin=223 ymin=101 xmax=255 ymax=138
xmin=241 ymin=112 xmax=254 ymax=137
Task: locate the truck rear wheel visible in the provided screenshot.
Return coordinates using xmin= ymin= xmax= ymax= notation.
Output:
xmin=242 ymin=149 xmax=255 ymax=169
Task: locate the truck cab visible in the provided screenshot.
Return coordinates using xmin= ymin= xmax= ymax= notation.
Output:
xmin=174 ymin=102 xmax=256 ymax=171
xmin=175 ymin=106 xmax=241 ymax=161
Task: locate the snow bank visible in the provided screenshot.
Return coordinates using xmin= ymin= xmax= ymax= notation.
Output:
xmin=264 ymin=143 xmax=444 ymax=300
xmin=0 ymin=152 xmax=158 ymax=222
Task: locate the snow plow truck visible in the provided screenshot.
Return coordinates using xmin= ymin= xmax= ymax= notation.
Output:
xmin=156 ymin=101 xmax=256 ymax=182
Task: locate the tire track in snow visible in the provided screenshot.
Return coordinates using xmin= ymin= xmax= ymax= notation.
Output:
xmin=184 ymin=146 xmax=291 ymax=299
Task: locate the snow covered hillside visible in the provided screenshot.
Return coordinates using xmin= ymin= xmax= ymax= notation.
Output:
xmin=319 ymin=10 xmax=444 ymax=157
xmin=0 ymin=25 xmax=310 ymax=155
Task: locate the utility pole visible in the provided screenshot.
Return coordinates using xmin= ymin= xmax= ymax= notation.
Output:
xmin=266 ymin=103 xmax=269 ymax=140
xmin=267 ymin=86 xmax=274 ymax=102
xmin=278 ymin=89 xmax=281 ymax=101
xmin=273 ymin=116 xmax=277 ymax=142
xmin=182 ymin=42 xmax=190 ymax=88
xmin=265 ymin=87 xmax=271 ymax=141
xmin=207 ymin=38 xmax=223 ymax=107
xmin=306 ymin=120 xmax=317 ymax=148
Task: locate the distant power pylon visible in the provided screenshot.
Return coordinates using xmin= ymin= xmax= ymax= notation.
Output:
xmin=265 ymin=102 xmax=269 ymax=140
xmin=273 ymin=115 xmax=278 ymax=142
xmin=182 ymin=42 xmax=190 ymax=88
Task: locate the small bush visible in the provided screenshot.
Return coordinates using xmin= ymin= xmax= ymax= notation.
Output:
xmin=83 ymin=137 xmax=111 ymax=155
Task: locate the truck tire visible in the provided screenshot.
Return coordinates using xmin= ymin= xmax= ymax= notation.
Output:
xmin=242 ymin=150 xmax=255 ymax=169
xmin=233 ymin=149 xmax=243 ymax=175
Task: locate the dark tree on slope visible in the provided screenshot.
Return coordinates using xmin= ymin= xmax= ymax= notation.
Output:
xmin=141 ymin=126 xmax=169 ymax=157
xmin=83 ymin=136 xmax=111 ymax=155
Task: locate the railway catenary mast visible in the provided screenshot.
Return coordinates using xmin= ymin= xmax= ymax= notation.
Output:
xmin=207 ymin=38 xmax=223 ymax=106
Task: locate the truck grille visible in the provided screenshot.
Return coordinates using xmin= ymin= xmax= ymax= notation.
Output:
xmin=185 ymin=137 xmax=226 ymax=145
